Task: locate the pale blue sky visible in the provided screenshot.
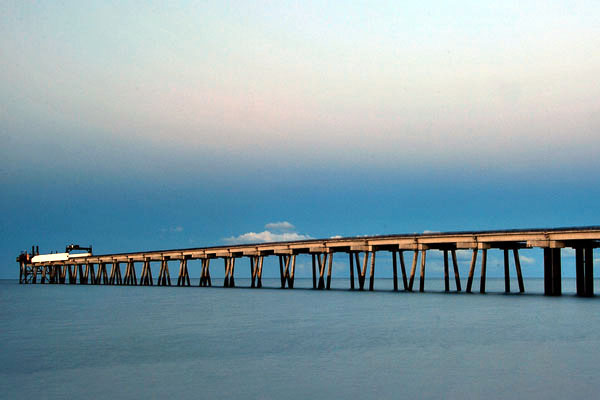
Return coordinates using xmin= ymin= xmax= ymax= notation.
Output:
xmin=1 ymin=1 xmax=599 ymax=278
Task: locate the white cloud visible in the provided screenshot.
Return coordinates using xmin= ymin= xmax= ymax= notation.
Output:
xmin=264 ymin=221 xmax=295 ymax=231
xmin=225 ymin=221 xmax=313 ymax=244
xmin=423 ymin=230 xmax=440 ymax=234
xmin=455 ymin=250 xmax=474 ymax=261
xmin=225 ymin=231 xmax=312 ymax=244
xmin=330 ymin=235 xmax=342 ymax=239
xmin=161 ymin=226 xmax=184 ymax=233
xmin=520 ymin=255 xmax=535 ymax=264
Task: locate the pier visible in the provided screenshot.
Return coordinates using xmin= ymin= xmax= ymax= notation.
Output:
xmin=17 ymin=226 xmax=599 ymax=297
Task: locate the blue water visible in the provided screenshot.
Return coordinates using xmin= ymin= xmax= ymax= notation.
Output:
xmin=1 ymin=278 xmax=599 ymax=399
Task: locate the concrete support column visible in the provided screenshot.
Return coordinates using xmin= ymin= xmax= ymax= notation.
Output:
xmin=279 ymin=256 xmax=286 ymax=288
xmin=419 ymin=250 xmax=427 ymax=292
xmin=369 ymin=251 xmax=376 ymax=291
xmin=392 ymin=251 xmax=399 ymax=291
xmin=408 ymin=250 xmax=418 ymax=292
xmin=312 ymin=254 xmax=317 ymax=289
xmin=479 ymin=249 xmax=487 ymax=294
xmin=513 ymin=249 xmax=525 ymax=293
xmin=503 ymin=249 xmax=510 ymax=293
xmin=451 ymin=250 xmax=461 ymax=292
xmin=348 ymin=253 xmax=355 ymax=290
xmin=576 ymin=247 xmax=594 ymax=297
xmin=544 ymin=248 xmax=561 ymax=296
xmin=399 ymin=251 xmax=408 ymax=290
xmin=326 ymin=253 xmax=333 ymax=290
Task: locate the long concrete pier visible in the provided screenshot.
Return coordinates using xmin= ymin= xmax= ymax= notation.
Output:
xmin=17 ymin=226 xmax=599 ymax=296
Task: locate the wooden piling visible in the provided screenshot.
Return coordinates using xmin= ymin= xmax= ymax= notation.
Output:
xmin=140 ymin=260 xmax=148 ymax=286
xmin=250 ymin=257 xmax=256 ymax=288
xmin=584 ymin=247 xmax=591 ymax=296
xmin=512 ymin=249 xmax=524 ymax=293
xmin=288 ymin=255 xmax=296 ymax=289
xmin=69 ymin=265 xmax=77 ymax=284
xmin=205 ymin=259 xmax=211 ymax=286
xmin=408 ymin=250 xmax=418 ymax=291
xmin=349 ymin=253 xmax=355 ymax=290
xmin=177 ymin=259 xmax=190 ymax=287
xmin=229 ymin=258 xmax=235 ymax=287
xmin=256 ymin=256 xmax=263 ymax=288
xmin=158 ymin=259 xmax=171 ymax=286
xmin=318 ymin=254 xmax=326 ymax=289
xmin=419 ymin=250 xmax=427 ymax=292
xmin=200 ymin=258 xmax=212 ymax=287
xmin=354 ymin=253 xmax=361 ymax=288
xmin=279 ymin=256 xmax=285 ymax=288
xmin=577 ymin=247 xmax=594 ymax=297
xmin=553 ymin=248 xmax=562 ymax=296
xmin=109 ymin=262 xmax=116 ymax=285
xmin=466 ymin=249 xmax=478 ymax=293
xmin=223 ymin=258 xmax=230 ymax=287
xmin=399 ymin=251 xmax=408 ymax=290
xmin=91 ymin=264 xmax=98 ymax=285
xmin=312 ymin=254 xmax=317 ymax=289
xmin=479 ymin=249 xmax=487 ymax=294
xmin=576 ymin=248 xmax=584 ymax=295
xmin=132 ymin=261 xmax=138 ymax=285
xmin=544 ymin=248 xmax=562 ymax=296
xmin=165 ymin=261 xmax=171 ymax=286
xmin=451 ymin=250 xmax=461 ymax=292
xmin=584 ymin=247 xmax=593 ymax=296
xmin=369 ymin=251 xmax=376 ymax=291
xmin=139 ymin=260 xmax=150 ymax=286
xmin=359 ymin=252 xmax=369 ymax=290
xmin=184 ymin=259 xmax=191 ymax=286
xmin=326 ymin=252 xmax=333 ymax=290
xmin=282 ymin=256 xmax=291 ymax=289
xmin=503 ymin=249 xmax=510 ymax=293
xmin=60 ymin=265 xmax=67 ymax=284
xmin=443 ymin=250 xmax=449 ymax=292
xmin=146 ymin=261 xmax=154 ymax=286
xmin=392 ymin=251 xmax=398 ymax=291
xmin=177 ymin=260 xmax=183 ymax=286
xmin=199 ymin=259 xmax=206 ymax=286
xmin=77 ymin=264 xmax=83 ymax=285
xmin=116 ymin=262 xmax=123 ymax=285
xmin=124 ymin=262 xmax=131 ymax=285
xmin=96 ymin=263 xmax=108 ymax=285
xmin=90 ymin=264 xmax=96 ymax=284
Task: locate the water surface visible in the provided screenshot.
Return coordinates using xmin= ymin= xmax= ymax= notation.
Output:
xmin=1 ymin=278 xmax=599 ymax=399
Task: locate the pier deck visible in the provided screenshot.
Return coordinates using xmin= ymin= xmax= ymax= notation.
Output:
xmin=17 ymin=226 xmax=599 ymax=296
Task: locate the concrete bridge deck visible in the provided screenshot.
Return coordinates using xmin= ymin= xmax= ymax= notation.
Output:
xmin=17 ymin=226 xmax=600 ymax=296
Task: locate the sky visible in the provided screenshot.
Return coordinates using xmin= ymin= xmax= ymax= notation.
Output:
xmin=1 ymin=1 xmax=599 ymax=279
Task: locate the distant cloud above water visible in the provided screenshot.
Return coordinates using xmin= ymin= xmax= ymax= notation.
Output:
xmin=225 ymin=222 xmax=312 ymax=244
xmin=264 ymin=221 xmax=295 ymax=232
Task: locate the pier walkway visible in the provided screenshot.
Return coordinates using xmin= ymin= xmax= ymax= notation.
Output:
xmin=17 ymin=226 xmax=599 ymax=297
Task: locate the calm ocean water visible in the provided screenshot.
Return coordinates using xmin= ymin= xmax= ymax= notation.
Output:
xmin=1 ymin=278 xmax=599 ymax=399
